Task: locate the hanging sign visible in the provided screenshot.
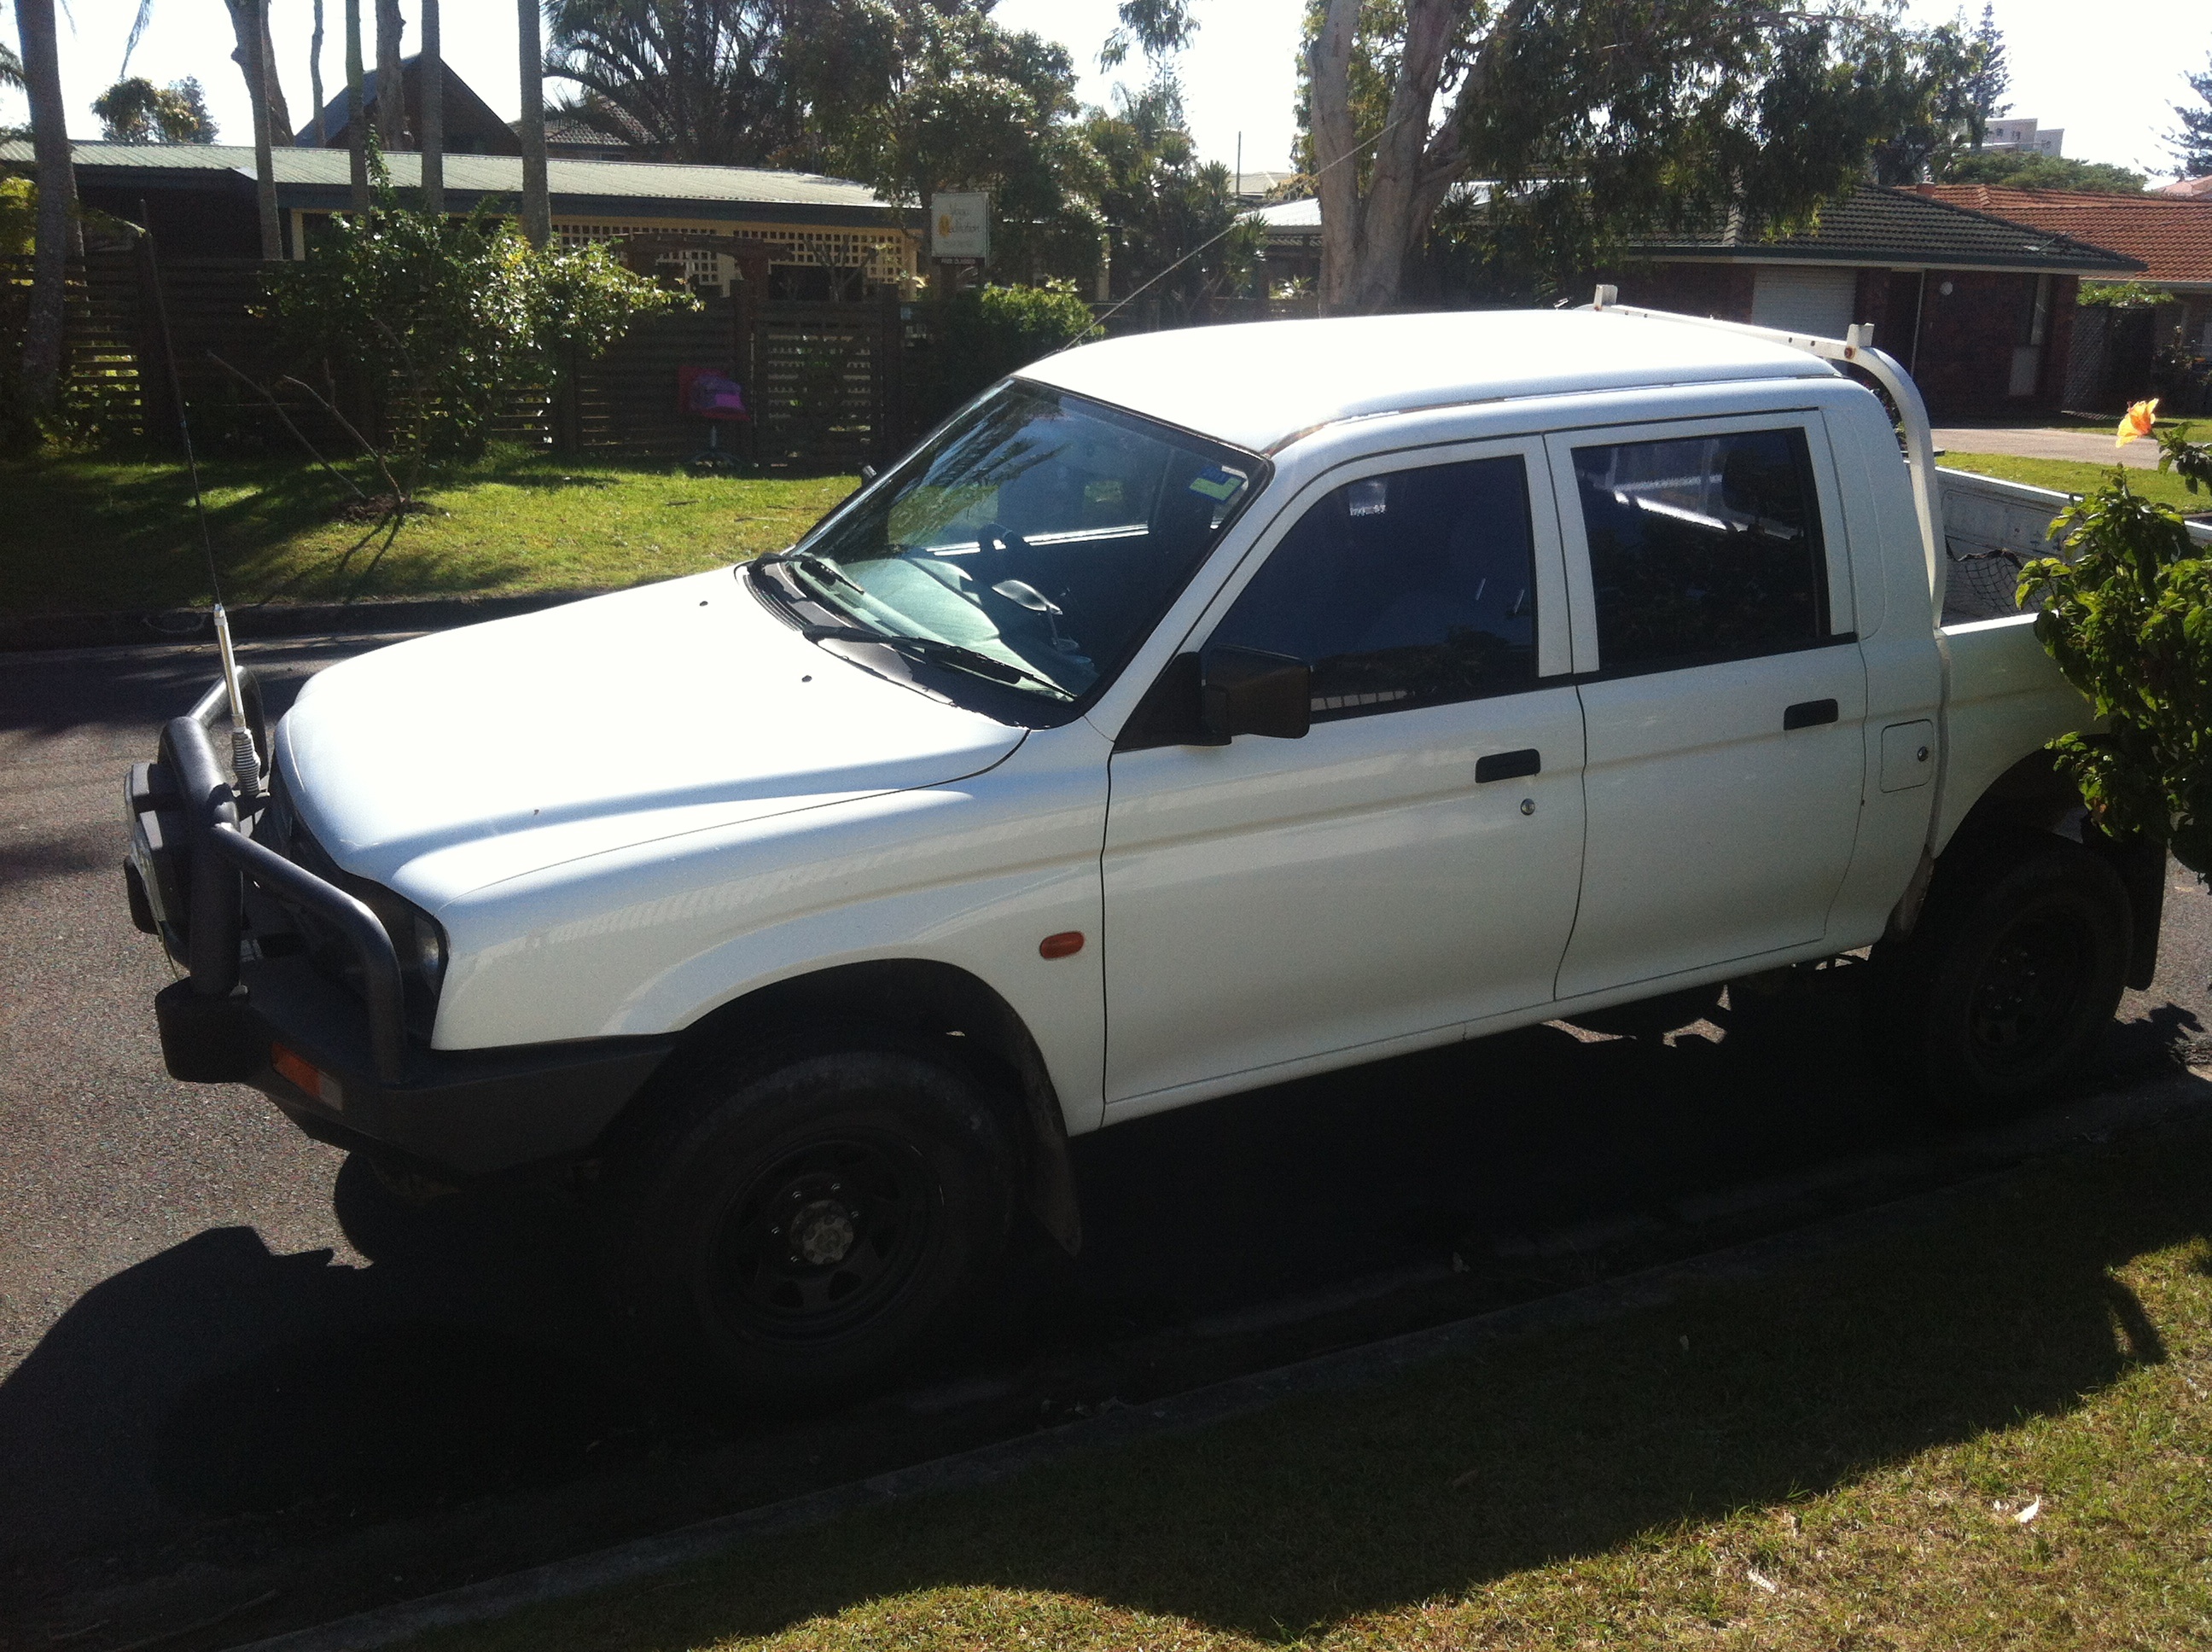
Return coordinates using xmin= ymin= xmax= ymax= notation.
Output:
xmin=931 ymin=192 xmax=991 ymax=263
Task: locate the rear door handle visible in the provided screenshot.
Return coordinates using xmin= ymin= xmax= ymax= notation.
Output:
xmin=1783 ymin=698 xmax=1839 ymax=730
xmin=1476 ymin=747 xmax=1541 ymax=783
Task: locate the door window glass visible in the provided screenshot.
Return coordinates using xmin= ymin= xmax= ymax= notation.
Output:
xmin=1209 ymin=456 xmax=1539 ymax=719
xmin=1571 ymin=428 xmax=1830 ymax=672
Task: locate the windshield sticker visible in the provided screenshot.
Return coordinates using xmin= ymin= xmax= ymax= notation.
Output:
xmin=1187 ymin=464 xmax=1248 ymax=503
xmin=1348 ymin=479 xmax=1388 ymax=518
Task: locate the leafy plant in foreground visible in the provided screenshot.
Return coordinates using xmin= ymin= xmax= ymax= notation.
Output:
xmin=2019 ymin=406 xmax=2212 ymax=870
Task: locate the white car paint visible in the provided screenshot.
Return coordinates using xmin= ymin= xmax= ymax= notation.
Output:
xmin=271 ymin=310 xmax=2094 ymax=1143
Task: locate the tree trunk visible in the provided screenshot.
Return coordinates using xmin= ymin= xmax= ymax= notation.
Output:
xmin=225 ymin=0 xmax=294 ymax=151
xmin=1307 ymin=0 xmax=1364 ymax=315
xmin=14 ymin=0 xmax=76 ymax=419
xmin=309 ymin=0 xmax=328 ymax=146
xmin=228 ymin=0 xmax=285 ymax=258
xmin=260 ymin=5 xmax=294 ymax=143
xmin=375 ymin=0 xmax=406 ymax=151
xmin=420 ymin=0 xmax=444 ymax=217
xmin=1308 ymin=0 xmax=1490 ymax=314
xmin=345 ymin=0 xmax=369 ymax=210
xmin=516 ymin=0 xmax=551 ymax=247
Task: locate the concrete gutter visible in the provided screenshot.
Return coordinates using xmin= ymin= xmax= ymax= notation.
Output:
xmin=0 ymin=591 xmax=611 ymax=654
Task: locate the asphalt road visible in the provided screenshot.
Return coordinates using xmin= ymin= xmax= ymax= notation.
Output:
xmin=3 ymin=634 xmax=2209 ymax=1641
xmin=1932 ymin=423 xmax=2162 ymax=471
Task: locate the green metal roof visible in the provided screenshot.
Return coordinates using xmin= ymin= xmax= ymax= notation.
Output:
xmin=0 ymin=139 xmax=899 ymax=218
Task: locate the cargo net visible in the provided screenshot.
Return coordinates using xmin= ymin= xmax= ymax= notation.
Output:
xmin=1941 ymin=543 xmax=2036 ymax=626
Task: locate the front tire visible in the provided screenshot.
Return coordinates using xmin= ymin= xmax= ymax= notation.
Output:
xmin=604 ymin=1041 xmax=1014 ymax=1400
xmin=1866 ymin=833 xmax=2130 ymax=1120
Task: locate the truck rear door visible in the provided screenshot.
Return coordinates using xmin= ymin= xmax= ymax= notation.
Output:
xmin=1545 ymin=412 xmax=1868 ymax=999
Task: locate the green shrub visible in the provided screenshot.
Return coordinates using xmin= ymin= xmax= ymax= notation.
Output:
xmin=2021 ymin=431 xmax=2212 ymax=870
xmin=260 ymin=176 xmax=692 ymax=468
xmin=923 ymin=279 xmax=1097 ymax=421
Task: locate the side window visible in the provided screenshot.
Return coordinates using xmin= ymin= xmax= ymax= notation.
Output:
xmin=1209 ymin=455 xmax=1539 ymax=720
xmin=1571 ymin=428 xmax=1831 ymax=672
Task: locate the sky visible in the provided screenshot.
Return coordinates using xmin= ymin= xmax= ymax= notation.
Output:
xmin=1 ymin=1 xmax=2203 ymax=184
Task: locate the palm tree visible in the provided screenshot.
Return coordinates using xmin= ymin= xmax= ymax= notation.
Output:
xmin=518 ymin=0 xmax=551 ymax=245
xmin=421 ymin=0 xmax=444 ymax=217
xmin=14 ymin=0 xmax=78 ymax=418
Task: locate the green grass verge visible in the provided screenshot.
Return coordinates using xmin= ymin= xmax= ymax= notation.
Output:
xmin=1941 ymin=452 xmax=2209 ymax=515
xmin=0 ymin=450 xmax=860 ymax=615
xmin=416 ymin=1118 xmax=2212 ymax=1652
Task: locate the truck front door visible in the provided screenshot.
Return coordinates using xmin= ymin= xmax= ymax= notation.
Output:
xmin=1100 ymin=442 xmax=1586 ymax=1109
xmin=1545 ymin=415 xmax=1866 ymax=1000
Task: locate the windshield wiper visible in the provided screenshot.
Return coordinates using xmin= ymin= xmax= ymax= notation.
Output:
xmin=800 ymin=625 xmax=1071 ymax=699
xmin=755 ymin=549 xmax=864 ymax=595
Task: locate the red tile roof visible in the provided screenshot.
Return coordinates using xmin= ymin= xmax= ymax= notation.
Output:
xmin=1912 ymin=183 xmax=2212 ymax=286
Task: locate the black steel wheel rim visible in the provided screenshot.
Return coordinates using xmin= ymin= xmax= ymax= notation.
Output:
xmin=1965 ymin=909 xmax=2091 ymax=1078
xmin=707 ymin=1129 xmax=937 ymax=1346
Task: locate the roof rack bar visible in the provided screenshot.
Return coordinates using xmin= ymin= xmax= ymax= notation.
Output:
xmin=1584 ymin=287 xmax=1946 ymax=613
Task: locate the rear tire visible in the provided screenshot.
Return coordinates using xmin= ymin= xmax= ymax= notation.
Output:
xmin=1866 ymin=833 xmax=2130 ymax=1120
xmin=603 ymin=1039 xmax=1014 ymax=1401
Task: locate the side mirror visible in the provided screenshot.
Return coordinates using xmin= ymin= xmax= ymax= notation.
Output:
xmin=1202 ymin=646 xmax=1311 ymax=742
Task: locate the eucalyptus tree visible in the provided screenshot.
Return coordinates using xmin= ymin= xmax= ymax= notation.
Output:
xmin=12 ymin=0 xmax=75 ymax=417
xmin=346 ymin=0 xmax=369 ymax=211
xmin=375 ymin=0 xmax=405 ymax=149
xmin=219 ymin=0 xmax=284 ymax=256
xmin=520 ymin=0 xmax=552 ymax=245
xmin=421 ymin=0 xmax=444 ymax=216
xmin=1130 ymin=0 xmax=1948 ymax=313
xmin=308 ymin=0 xmax=327 ymax=145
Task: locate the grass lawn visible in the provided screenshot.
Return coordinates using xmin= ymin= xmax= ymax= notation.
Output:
xmin=416 ymin=1117 xmax=2212 ymax=1652
xmin=1941 ymin=451 xmax=2210 ymax=515
xmin=0 ymin=449 xmax=859 ymax=615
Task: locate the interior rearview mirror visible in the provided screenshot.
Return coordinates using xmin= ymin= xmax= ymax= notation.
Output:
xmin=1202 ymin=646 xmax=1311 ymax=742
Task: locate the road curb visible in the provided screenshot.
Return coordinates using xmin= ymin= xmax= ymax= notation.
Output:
xmin=0 ymin=591 xmax=611 ymax=654
xmin=218 ymin=1067 xmax=2212 ymax=1652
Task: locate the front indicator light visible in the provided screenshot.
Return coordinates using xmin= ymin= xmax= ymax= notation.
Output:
xmin=272 ymin=1043 xmax=345 ymax=1109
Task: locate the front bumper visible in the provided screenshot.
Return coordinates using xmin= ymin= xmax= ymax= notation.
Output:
xmin=130 ymin=672 xmax=672 ymax=1179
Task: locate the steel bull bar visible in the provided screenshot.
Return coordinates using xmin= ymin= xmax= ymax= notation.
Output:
xmin=146 ymin=670 xmax=672 ymax=1179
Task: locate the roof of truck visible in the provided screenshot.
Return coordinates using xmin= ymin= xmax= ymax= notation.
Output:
xmin=1018 ymin=308 xmax=1837 ymax=453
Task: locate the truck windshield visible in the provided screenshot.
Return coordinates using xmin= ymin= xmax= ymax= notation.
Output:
xmin=764 ymin=381 xmax=1261 ymax=713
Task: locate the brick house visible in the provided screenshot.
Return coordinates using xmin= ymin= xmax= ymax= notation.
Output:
xmin=1911 ymin=183 xmax=2212 ymax=410
xmin=1600 ymin=184 xmax=2141 ymax=421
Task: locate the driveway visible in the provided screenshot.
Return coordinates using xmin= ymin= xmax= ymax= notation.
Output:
xmin=1933 ymin=422 xmax=2157 ymax=470
xmin=3 ymin=633 xmax=2209 ymax=1643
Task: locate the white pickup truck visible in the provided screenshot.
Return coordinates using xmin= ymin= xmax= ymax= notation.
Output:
xmin=125 ymin=301 xmax=2172 ymax=1394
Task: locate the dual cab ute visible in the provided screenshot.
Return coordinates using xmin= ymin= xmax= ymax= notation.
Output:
xmin=125 ymin=302 xmax=2165 ymax=1394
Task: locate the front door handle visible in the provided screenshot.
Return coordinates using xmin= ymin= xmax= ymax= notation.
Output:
xmin=1783 ymin=698 xmax=1839 ymax=730
xmin=1476 ymin=747 xmax=1541 ymax=783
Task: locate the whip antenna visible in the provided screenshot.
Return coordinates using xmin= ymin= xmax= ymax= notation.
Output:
xmin=141 ymin=206 xmax=260 ymax=796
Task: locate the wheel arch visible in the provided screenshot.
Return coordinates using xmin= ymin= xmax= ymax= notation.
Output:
xmin=605 ymin=958 xmax=1083 ymax=1254
xmin=1928 ymin=747 xmax=2163 ymax=990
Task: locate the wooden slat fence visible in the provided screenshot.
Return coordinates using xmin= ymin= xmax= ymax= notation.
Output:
xmin=5 ymin=255 xmax=1313 ymax=464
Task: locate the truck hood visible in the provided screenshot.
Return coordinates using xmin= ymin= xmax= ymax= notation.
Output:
xmin=276 ymin=569 xmax=1026 ymax=905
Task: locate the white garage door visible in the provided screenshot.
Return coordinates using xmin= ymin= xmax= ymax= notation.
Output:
xmin=1750 ymin=265 xmax=1859 ymax=338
